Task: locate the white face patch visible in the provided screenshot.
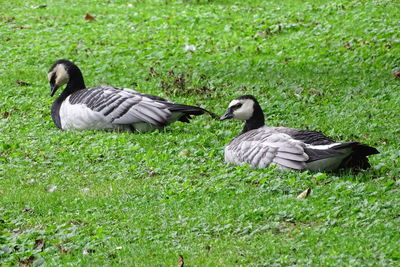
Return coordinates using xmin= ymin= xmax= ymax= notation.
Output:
xmin=229 ymin=99 xmax=254 ymax=120
xmin=48 ymin=64 xmax=69 ymax=87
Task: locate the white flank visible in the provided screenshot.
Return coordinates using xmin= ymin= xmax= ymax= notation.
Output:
xmin=59 ymin=96 xmax=113 ymax=130
xmin=305 ymin=156 xmax=346 ymax=171
xmin=132 ymin=122 xmax=158 ymax=133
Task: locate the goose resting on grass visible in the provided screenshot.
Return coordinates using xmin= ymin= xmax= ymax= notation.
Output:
xmin=47 ymin=59 xmax=216 ymax=132
xmin=220 ymin=95 xmax=379 ymax=171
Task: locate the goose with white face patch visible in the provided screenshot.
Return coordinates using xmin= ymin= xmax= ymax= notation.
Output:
xmin=47 ymin=59 xmax=217 ymax=132
xmin=220 ymin=95 xmax=379 ymax=171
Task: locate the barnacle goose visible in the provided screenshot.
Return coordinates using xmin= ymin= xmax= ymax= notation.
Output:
xmin=47 ymin=59 xmax=216 ymax=132
xmin=220 ymin=95 xmax=379 ymax=171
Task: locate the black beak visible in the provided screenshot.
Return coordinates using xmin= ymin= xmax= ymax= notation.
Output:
xmin=220 ymin=109 xmax=234 ymax=121
xmin=50 ymin=84 xmax=59 ymax=97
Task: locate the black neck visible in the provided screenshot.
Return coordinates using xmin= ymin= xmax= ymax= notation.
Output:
xmin=64 ymin=69 xmax=86 ymax=96
xmin=51 ymin=99 xmax=63 ymax=129
xmin=241 ymin=103 xmax=265 ymax=134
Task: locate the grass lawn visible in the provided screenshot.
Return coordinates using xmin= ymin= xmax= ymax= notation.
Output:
xmin=1 ymin=0 xmax=399 ymax=265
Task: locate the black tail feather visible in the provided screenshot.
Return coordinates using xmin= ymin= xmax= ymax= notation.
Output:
xmin=333 ymin=142 xmax=379 ymax=170
xmin=332 ymin=142 xmax=379 ymax=156
xmin=168 ymin=103 xmax=218 ymax=122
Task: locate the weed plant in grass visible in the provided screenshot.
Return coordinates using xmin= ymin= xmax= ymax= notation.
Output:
xmin=1 ymin=0 xmax=399 ymax=265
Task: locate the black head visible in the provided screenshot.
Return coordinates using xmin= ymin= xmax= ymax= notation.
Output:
xmin=47 ymin=59 xmax=84 ymax=96
xmin=220 ymin=95 xmax=265 ymax=132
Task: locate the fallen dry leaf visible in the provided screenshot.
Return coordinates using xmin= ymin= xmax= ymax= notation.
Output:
xmin=0 ymin=190 xmax=4 ymax=195
xmin=16 ymin=80 xmax=30 ymax=86
xmin=13 ymin=25 xmax=32 ymax=29
xmin=308 ymin=88 xmax=322 ymax=97
xmin=297 ymin=188 xmax=311 ymax=199
xmin=344 ymin=43 xmax=353 ymax=50
xmin=178 ymin=255 xmax=184 ymax=267
xmin=2 ymin=111 xmax=10 ymax=118
xmin=6 ymin=17 xmax=15 ymax=23
xmin=297 ymin=87 xmax=305 ymax=93
xmin=178 ymin=150 xmax=190 ymax=157
xmin=34 ymin=239 xmax=44 ymax=251
xmin=19 ymin=256 xmax=35 ymax=267
xmin=57 ymin=242 xmax=70 ymax=254
xmin=393 ymin=71 xmax=400 ymax=78
xmin=23 ymin=206 xmax=34 ymax=213
xmin=85 ymin=13 xmax=95 ymax=21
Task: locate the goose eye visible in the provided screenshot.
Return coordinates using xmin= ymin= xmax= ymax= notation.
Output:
xmin=234 ymin=103 xmax=242 ymax=109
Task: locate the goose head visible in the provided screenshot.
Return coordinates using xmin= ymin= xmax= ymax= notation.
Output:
xmin=48 ymin=59 xmax=85 ymax=97
xmin=220 ymin=95 xmax=265 ymax=132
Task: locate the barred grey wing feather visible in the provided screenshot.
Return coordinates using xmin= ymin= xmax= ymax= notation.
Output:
xmin=69 ymin=86 xmax=171 ymax=126
xmin=112 ymin=99 xmax=171 ymax=125
xmin=225 ymin=130 xmax=309 ymax=170
xmin=121 ymin=87 xmax=169 ymax=102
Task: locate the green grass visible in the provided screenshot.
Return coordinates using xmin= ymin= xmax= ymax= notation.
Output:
xmin=1 ymin=0 xmax=400 ymax=265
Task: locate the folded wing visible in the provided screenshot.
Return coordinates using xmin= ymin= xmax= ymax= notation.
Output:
xmin=225 ymin=129 xmax=309 ymax=170
xmin=68 ymin=86 xmax=171 ymax=126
